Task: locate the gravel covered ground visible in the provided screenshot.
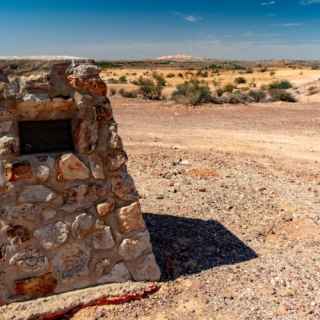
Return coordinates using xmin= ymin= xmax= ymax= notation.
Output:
xmin=70 ymin=98 xmax=320 ymax=319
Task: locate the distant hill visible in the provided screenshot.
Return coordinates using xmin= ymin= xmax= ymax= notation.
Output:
xmin=156 ymin=54 xmax=198 ymax=61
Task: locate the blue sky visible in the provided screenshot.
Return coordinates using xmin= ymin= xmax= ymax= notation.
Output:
xmin=1 ymin=0 xmax=320 ymax=60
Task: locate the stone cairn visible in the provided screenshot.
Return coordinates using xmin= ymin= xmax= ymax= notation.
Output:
xmin=0 ymin=58 xmax=160 ymax=304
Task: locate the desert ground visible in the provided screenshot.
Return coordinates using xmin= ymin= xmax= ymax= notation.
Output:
xmin=2 ymin=62 xmax=320 ymax=320
xmin=68 ymin=89 xmax=320 ymax=320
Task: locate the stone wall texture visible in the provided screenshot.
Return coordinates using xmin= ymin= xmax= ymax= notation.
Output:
xmin=0 ymin=59 xmax=160 ymax=304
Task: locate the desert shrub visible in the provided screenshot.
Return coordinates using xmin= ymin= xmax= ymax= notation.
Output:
xmin=107 ymin=78 xmax=120 ymax=84
xmin=152 ymin=72 xmax=167 ymax=87
xmin=167 ymin=73 xmax=175 ymax=78
xmin=118 ymin=75 xmax=128 ymax=84
xmin=96 ymin=61 xmax=118 ymax=69
xmin=259 ymin=67 xmax=268 ymax=73
xmin=311 ymin=65 xmax=320 ymax=70
xmin=136 ymin=75 xmax=165 ymax=100
xmin=269 ymin=80 xmax=293 ymax=90
xmin=212 ymin=79 xmax=221 ymax=87
xmin=216 ymin=88 xmax=224 ymax=97
xmin=178 ymin=73 xmax=184 ymax=78
xmin=109 ymin=88 xmax=117 ymax=96
xmin=269 ymin=89 xmax=297 ymax=102
xmin=307 ymin=86 xmax=319 ymax=96
xmin=249 ymin=79 xmax=257 ymax=88
xmin=185 ymin=71 xmax=195 ymax=78
xmin=245 ymin=68 xmax=254 ymax=74
xmin=172 ymin=80 xmax=212 ymax=106
xmin=222 ymin=91 xmax=249 ymax=104
xmin=119 ymin=88 xmax=138 ymax=98
xmin=223 ymin=83 xmax=236 ymax=93
xmin=270 ymin=71 xmax=276 ymax=77
xmin=196 ymin=70 xmax=209 ymax=78
xmin=248 ymin=89 xmax=267 ymax=102
xmin=234 ymin=76 xmax=247 ymax=85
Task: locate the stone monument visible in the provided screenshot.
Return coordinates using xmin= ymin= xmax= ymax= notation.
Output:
xmin=0 ymin=58 xmax=160 ymax=304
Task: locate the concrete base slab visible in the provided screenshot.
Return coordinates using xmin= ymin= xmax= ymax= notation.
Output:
xmin=0 ymin=282 xmax=160 ymax=320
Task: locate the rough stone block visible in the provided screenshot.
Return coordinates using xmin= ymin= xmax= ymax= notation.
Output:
xmin=116 ymin=201 xmax=146 ymax=234
xmin=127 ymin=254 xmax=161 ymax=282
xmin=98 ymin=263 xmax=131 ymax=284
xmin=18 ymin=185 xmax=57 ymax=203
xmin=92 ymin=226 xmax=115 ymax=250
xmin=0 ymin=136 xmax=18 ymax=156
xmin=96 ymin=199 xmax=115 ymax=217
xmin=15 ymin=273 xmax=57 ymax=298
xmin=119 ymin=231 xmax=152 ymax=261
xmin=58 ymin=153 xmax=90 ymax=180
xmin=9 ymin=160 xmax=33 ymax=181
xmin=34 ymin=221 xmax=69 ymax=250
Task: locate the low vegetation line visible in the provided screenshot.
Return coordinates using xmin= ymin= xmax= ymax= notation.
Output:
xmin=106 ymin=70 xmax=298 ymax=106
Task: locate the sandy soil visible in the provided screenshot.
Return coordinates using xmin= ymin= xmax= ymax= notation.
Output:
xmin=70 ymin=97 xmax=320 ymax=319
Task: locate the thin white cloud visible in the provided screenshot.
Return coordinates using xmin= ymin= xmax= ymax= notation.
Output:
xmin=300 ymin=0 xmax=320 ymax=5
xmin=275 ymin=22 xmax=304 ymax=27
xmin=261 ymin=1 xmax=276 ymax=6
xmin=173 ymin=12 xmax=203 ymax=23
xmin=184 ymin=15 xmax=201 ymax=23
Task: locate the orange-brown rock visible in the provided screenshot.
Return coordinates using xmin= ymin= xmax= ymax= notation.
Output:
xmin=67 ymin=76 xmax=107 ymax=96
xmin=97 ymin=199 xmax=115 ymax=217
xmin=116 ymin=201 xmax=146 ymax=234
xmin=9 ymin=161 xmax=33 ymax=181
xmin=15 ymin=273 xmax=57 ymax=298
xmin=58 ymin=153 xmax=90 ymax=181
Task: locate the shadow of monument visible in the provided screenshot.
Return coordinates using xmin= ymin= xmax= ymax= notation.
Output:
xmin=144 ymin=213 xmax=257 ymax=281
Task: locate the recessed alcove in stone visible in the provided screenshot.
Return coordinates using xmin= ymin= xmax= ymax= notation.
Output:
xmin=19 ymin=120 xmax=74 ymax=155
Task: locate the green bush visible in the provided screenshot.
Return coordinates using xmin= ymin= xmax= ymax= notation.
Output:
xmin=172 ymin=80 xmax=212 ymax=106
xmin=152 ymin=72 xmax=167 ymax=87
xmin=234 ymin=77 xmax=247 ymax=85
xmin=109 ymin=88 xmax=117 ymax=96
xmin=269 ymin=89 xmax=296 ymax=102
xmin=223 ymin=83 xmax=236 ymax=93
xmin=248 ymin=89 xmax=267 ymax=102
xmin=269 ymin=80 xmax=293 ymax=90
xmin=216 ymin=88 xmax=224 ymax=97
xmin=259 ymin=67 xmax=268 ymax=73
xmin=307 ymin=86 xmax=319 ymax=96
xmin=119 ymin=88 xmax=138 ymax=98
xmin=222 ymin=91 xmax=249 ymax=104
xmin=136 ymin=75 xmax=165 ymax=100
xmin=118 ymin=75 xmax=128 ymax=84
xmin=196 ymin=70 xmax=209 ymax=78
